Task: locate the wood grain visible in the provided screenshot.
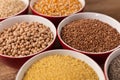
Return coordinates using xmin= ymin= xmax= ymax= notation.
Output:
xmin=0 ymin=0 xmax=120 ymax=80
xmin=0 ymin=58 xmax=18 ymax=80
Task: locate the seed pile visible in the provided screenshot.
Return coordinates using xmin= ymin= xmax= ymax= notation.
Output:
xmin=33 ymin=0 xmax=82 ymax=16
xmin=0 ymin=0 xmax=25 ymax=18
xmin=23 ymin=54 xmax=99 ymax=80
xmin=108 ymin=55 xmax=120 ymax=80
xmin=0 ymin=22 xmax=53 ymax=57
xmin=61 ymin=19 xmax=120 ymax=52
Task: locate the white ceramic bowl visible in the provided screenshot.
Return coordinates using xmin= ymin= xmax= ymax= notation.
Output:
xmin=16 ymin=49 xmax=105 ymax=80
xmin=0 ymin=0 xmax=29 ymax=21
xmin=0 ymin=15 xmax=56 ymax=58
xmin=104 ymin=48 xmax=120 ymax=80
xmin=57 ymin=12 xmax=120 ymax=63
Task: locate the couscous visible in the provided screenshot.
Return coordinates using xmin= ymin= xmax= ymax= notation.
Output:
xmin=23 ymin=54 xmax=99 ymax=80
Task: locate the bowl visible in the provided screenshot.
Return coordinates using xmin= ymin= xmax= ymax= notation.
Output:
xmin=57 ymin=12 xmax=120 ymax=63
xmin=104 ymin=48 xmax=120 ymax=80
xmin=16 ymin=49 xmax=105 ymax=80
xmin=0 ymin=15 xmax=56 ymax=68
xmin=30 ymin=0 xmax=85 ymax=26
xmin=0 ymin=0 xmax=29 ymax=21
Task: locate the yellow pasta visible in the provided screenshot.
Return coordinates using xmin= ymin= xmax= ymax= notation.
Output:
xmin=23 ymin=54 xmax=99 ymax=80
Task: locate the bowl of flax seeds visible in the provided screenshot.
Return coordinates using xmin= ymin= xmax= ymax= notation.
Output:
xmin=57 ymin=12 xmax=120 ymax=63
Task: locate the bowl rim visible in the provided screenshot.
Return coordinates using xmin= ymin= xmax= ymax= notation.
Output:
xmin=57 ymin=12 xmax=120 ymax=55
xmin=0 ymin=0 xmax=29 ymax=20
xmin=30 ymin=0 xmax=86 ymax=18
xmin=16 ymin=49 xmax=105 ymax=80
xmin=0 ymin=15 xmax=57 ymax=59
xmin=104 ymin=48 xmax=120 ymax=80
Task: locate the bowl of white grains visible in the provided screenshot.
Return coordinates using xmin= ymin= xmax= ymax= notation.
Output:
xmin=16 ymin=49 xmax=105 ymax=80
xmin=0 ymin=0 xmax=29 ymax=21
xmin=0 ymin=15 xmax=56 ymax=67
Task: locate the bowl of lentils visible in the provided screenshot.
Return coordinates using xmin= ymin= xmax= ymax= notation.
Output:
xmin=57 ymin=12 xmax=120 ymax=63
xmin=30 ymin=0 xmax=85 ymax=26
xmin=104 ymin=48 xmax=120 ymax=80
xmin=0 ymin=0 xmax=29 ymax=21
xmin=0 ymin=15 xmax=56 ymax=67
xmin=16 ymin=49 xmax=105 ymax=80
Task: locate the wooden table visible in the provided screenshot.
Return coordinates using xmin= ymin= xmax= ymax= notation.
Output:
xmin=0 ymin=0 xmax=120 ymax=80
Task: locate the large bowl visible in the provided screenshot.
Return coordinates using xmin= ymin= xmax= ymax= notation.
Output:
xmin=30 ymin=0 xmax=85 ymax=26
xmin=57 ymin=12 xmax=120 ymax=63
xmin=16 ymin=49 xmax=105 ymax=80
xmin=0 ymin=15 xmax=56 ymax=68
xmin=0 ymin=0 xmax=29 ymax=21
xmin=104 ymin=48 xmax=120 ymax=80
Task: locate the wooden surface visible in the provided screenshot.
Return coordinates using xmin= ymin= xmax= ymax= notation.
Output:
xmin=0 ymin=0 xmax=120 ymax=80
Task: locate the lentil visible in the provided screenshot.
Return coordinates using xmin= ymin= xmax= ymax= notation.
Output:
xmin=33 ymin=0 xmax=82 ymax=16
xmin=108 ymin=55 xmax=120 ymax=80
xmin=0 ymin=0 xmax=25 ymax=18
xmin=0 ymin=22 xmax=53 ymax=57
xmin=61 ymin=19 xmax=120 ymax=52
xmin=23 ymin=54 xmax=99 ymax=80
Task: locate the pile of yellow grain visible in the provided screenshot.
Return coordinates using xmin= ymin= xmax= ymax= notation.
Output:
xmin=33 ymin=0 xmax=82 ymax=16
xmin=23 ymin=54 xmax=99 ymax=80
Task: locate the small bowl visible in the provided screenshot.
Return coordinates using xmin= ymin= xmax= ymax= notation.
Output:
xmin=104 ymin=48 xmax=120 ymax=80
xmin=0 ymin=15 xmax=56 ymax=68
xmin=16 ymin=49 xmax=105 ymax=80
xmin=30 ymin=0 xmax=85 ymax=26
xmin=0 ymin=0 xmax=29 ymax=21
xmin=57 ymin=12 xmax=120 ymax=63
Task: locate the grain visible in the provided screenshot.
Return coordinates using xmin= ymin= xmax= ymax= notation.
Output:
xmin=23 ymin=54 xmax=99 ymax=80
xmin=61 ymin=19 xmax=120 ymax=52
xmin=0 ymin=0 xmax=25 ymax=18
xmin=33 ymin=0 xmax=82 ymax=16
xmin=0 ymin=22 xmax=53 ymax=57
xmin=108 ymin=55 xmax=120 ymax=80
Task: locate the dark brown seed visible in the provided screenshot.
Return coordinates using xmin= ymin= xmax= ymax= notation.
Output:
xmin=61 ymin=19 xmax=120 ymax=52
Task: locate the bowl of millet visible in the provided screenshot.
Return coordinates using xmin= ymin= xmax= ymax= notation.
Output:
xmin=30 ymin=0 xmax=85 ymax=26
xmin=0 ymin=15 xmax=56 ymax=67
xmin=57 ymin=12 xmax=120 ymax=63
xmin=104 ymin=48 xmax=120 ymax=80
xmin=16 ymin=49 xmax=105 ymax=80
xmin=0 ymin=0 xmax=29 ymax=21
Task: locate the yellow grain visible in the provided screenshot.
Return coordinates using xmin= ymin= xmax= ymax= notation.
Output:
xmin=23 ymin=54 xmax=99 ymax=80
xmin=33 ymin=0 xmax=82 ymax=16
